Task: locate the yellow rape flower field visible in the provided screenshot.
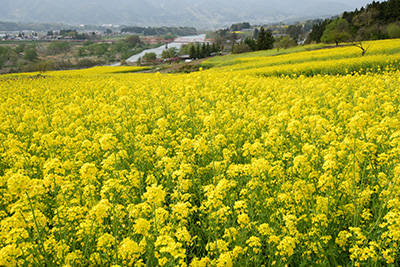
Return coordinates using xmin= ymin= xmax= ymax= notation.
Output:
xmin=1 ymin=39 xmax=400 ymax=266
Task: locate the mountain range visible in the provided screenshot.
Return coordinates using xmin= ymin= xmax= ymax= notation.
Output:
xmin=0 ymin=0 xmax=373 ymax=28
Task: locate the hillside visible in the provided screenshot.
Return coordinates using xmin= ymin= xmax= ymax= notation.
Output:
xmin=0 ymin=0 xmax=369 ymax=28
xmin=307 ymin=0 xmax=400 ymax=43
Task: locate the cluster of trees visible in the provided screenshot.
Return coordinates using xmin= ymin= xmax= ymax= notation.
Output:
xmin=0 ymin=43 xmax=41 ymax=71
xmin=0 ymin=42 xmax=70 ymax=73
xmin=0 ymin=33 xmax=163 ymax=73
xmin=0 ymin=46 xmax=17 ymax=69
xmin=0 ymin=21 xmax=66 ymax=31
xmin=138 ymin=52 xmax=158 ymax=65
xmin=227 ymin=26 xmax=275 ymax=54
xmin=43 ymin=41 xmax=71 ymax=56
xmin=306 ymin=0 xmax=400 ymax=44
xmin=78 ymin=42 xmax=111 ymax=58
xmin=286 ymin=24 xmax=305 ymax=42
xmin=161 ymin=47 xmax=178 ymax=59
xmin=77 ymin=35 xmax=158 ymax=62
xmin=229 ymin=22 xmax=251 ymax=31
xmin=121 ymin=26 xmax=197 ymax=36
xmin=78 ymin=42 xmax=128 ymax=62
xmin=0 ymin=40 xmax=109 ymax=74
xmin=46 ymin=29 xmax=90 ymax=40
xmin=137 ymin=42 xmax=220 ymax=65
xmin=212 ymin=22 xmax=304 ymax=55
xmin=180 ymin=42 xmax=220 ymax=59
xmin=213 ymin=21 xmax=318 ymax=55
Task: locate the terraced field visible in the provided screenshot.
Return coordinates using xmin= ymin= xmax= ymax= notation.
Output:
xmin=1 ymin=39 xmax=400 ymax=266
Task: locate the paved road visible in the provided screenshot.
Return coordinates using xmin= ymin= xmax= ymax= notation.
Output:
xmin=126 ymin=34 xmax=206 ymax=63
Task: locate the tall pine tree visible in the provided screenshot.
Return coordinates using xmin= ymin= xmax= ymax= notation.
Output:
xmin=256 ymin=26 xmax=275 ymax=50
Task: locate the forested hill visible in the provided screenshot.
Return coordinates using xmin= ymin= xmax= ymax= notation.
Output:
xmin=306 ymin=0 xmax=400 ymax=43
xmin=0 ymin=0 xmax=364 ymax=28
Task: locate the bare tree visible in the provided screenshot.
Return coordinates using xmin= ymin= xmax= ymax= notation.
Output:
xmin=353 ymin=42 xmax=370 ymax=56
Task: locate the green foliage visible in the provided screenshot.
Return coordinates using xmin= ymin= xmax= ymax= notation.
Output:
xmin=77 ymin=58 xmax=105 ymax=68
xmin=286 ymin=25 xmax=303 ymax=41
xmin=256 ymin=27 xmax=275 ymax=50
xmin=0 ymin=47 xmax=7 ymax=68
xmin=23 ymin=49 xmax=38 ymax=62
xmin=229 ymin=22 xmax=251 ymax=31
xmin=321 ymin=18 xmax=352 ymax=45
xmin=244 ymin=37 xmax=257 ymax=51
xmin=230 ymin=32 xmax=238 ymax=53
xmin=93 ymin=43 xmax=109 ymax=56
xmin=110 ymin=41 xmax=131 ymax=56
xmin=308 ymin=0 xmax=400 ymax=43
xmin=365 ymin=0 xmax=400 ymax=23
xmin=15 ymin=43 xmax=26 ymax=54
xmin=189 ymin=45 xmax=196 ymax=59
xmin=0 ymin=21 xmax=66 ymax=31
xmin=275 ymin=36 xmax=297 ymax=51
xmin=253 ymin=28 xmax=259 ymax=39
xmin=233 ymin=44 xmax=252 ymax=54
xmin=77 ymin=47 xmax=87 ymax=57
xmin=59 ymin=29 xmax=87 ymax=39
xmin=34 ymin=60 xmax=62 ymax=73
xmin=47 ymin=41 xmax=71 ymax=55
xmin=306 ymin=20 xmax=329 ymax=44
xmin=357 ymin=24 xmax=388 ymax=40
xmin=78 ymin=43 xmax=110 ymax=57
xmin=0 ymin=46 xmax=18 ymax=69
xmin=83 ymin=40 xmax=95 ymax=46
xmin=180 ymin=43 xmax=216 ymax=59
xmin=161 ymin=47 xmax=178 ymax=59
xmin=142 ymin=52 xmax=157 ymax=64
xmin=125 ymin=35 xmax=142 ymax=47
xmin=387 ymin=23 xmax=400 ymax=38
xmin=160 ymin=33 xmax=177 ymax=40
xmin=214 ymin=28 xmax=229 ymax=38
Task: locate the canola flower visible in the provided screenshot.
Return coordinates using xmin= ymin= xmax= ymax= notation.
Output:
xmin=204 ymin=38 xmax=400 ymax=77
xmin=0 ymin=66 xmax=149 ymax=79
xmin=1 ymin=39 xmax=400 ymax=266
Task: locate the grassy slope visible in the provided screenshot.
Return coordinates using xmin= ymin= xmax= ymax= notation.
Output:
xmin=201 ymin=44 xmax=326 ymax=68
xmin=201 ymin=39 xmax=400 ymax=77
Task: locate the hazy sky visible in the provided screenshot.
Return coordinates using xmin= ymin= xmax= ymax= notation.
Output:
xmin=332 ymin=0 xmax=375 ymax=8
xmin=0 ymin=0 xmax=381 ymax=27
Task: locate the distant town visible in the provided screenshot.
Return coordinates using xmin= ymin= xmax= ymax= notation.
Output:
xmin=1 ymin=0 xmax=400 ymax=74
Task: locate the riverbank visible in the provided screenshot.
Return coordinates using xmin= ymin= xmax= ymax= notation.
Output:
xmin=126 ymin=34 xmax=207 ymax=63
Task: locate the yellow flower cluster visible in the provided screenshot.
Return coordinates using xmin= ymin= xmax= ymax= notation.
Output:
xmin=205 ymin=38 xmax=400 ymax=77
xmin=1 ymin=39 xmax=400 ymax=266
xmin=1 ymin=65 xmax=149 ymax=79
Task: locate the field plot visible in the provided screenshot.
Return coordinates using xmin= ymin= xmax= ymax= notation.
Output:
xmin=1 ymin=39 xmax=400 ymax=266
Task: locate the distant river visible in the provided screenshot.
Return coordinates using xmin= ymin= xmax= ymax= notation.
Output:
xmin=126 ymin=34 xmax=206 ymax=63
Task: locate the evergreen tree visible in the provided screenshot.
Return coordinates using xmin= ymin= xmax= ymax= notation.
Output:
xmin=206 ymin=43 xmax=211 ymax=56
xmin=253 ymin=28 xmax=259 ymax=39
xmin=189 ymin=45 xmax=196 ymax=59
xmin=211 ymin=43 xmax=219 ymax=53
xmin=305 ymin=20 xmax=329 ymax=44
xmin=244 ymin=37 xmax=257 ymax=51
xmin=230 ymin=31 xmax=238 ymax=53
xmin=201 ymin=43 xmax=207 ymax=58
xmin=196 ymin=44 xmax=201 ymax=58
xmin=256 ymin=27 xmax=275 ymax=50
